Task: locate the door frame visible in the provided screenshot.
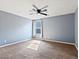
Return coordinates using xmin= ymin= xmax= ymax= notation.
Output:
xmin=32 ymin=19 xmax=43 ymax=38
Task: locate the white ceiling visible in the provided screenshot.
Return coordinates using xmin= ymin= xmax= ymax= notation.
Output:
xmin=0 ymin=0 xmax=77 ymax=20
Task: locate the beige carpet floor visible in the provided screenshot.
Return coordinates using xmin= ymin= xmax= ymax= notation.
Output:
xmin=0 ymin=39 xmax=78 ymax=59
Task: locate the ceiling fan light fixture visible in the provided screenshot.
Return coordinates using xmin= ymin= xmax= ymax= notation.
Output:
xmin=30 ymin=5 xmax=48 ymax=16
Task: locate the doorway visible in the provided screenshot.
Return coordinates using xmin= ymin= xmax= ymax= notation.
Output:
xmin=32 ymin=20 xmax=43 ymax=38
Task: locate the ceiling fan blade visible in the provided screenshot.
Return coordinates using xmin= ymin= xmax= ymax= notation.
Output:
xmin=33 ymin=5 xmax=38 ymax=9
xmin=41 ymin=5 xmax=48 ymax=9
xmin=32 ymin=8 xmax=36 ymax=11
xmin=40 ymin=13 xmax=48 ymax=16
xmin=41 ymin=9 xmax=47 ymax=12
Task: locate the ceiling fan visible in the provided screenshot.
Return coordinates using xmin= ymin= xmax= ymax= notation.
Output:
xmin=30 ymin=5 xmax=48 ymax=16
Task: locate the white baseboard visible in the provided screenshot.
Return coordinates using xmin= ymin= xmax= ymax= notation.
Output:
xmin=0 ymin=39 xmax=31 ymax=48
xmin=0 ymin=38 xmax=76 ymax=49
xmin=41 ymin=38 xmax=75 ymax=45
xmin=74 ymin=44 xmax=78 ymax=50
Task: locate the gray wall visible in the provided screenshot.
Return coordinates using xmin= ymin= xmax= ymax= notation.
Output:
xmin=43 ymin=14 xmax=75 ymax=43
xmin=75 ymin=10 xmax=78 ymax=48
xmin=0 ymin=10 xmax=32 ymax=45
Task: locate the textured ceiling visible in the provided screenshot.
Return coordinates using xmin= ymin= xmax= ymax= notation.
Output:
xmin=0 ymin=0 xmax=77 ymax=20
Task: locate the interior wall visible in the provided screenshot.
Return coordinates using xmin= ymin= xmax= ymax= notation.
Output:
xmin=43 ymin=13 xmax=75 ymax=43
xmin=0 ymin=10 xmax=32 ymax=46
xmin=75 ymin=9 xmax=78 ymax=48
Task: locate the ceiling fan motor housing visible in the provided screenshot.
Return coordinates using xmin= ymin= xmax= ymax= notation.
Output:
xmin=37 ymin=9 xmax=41 ymax=13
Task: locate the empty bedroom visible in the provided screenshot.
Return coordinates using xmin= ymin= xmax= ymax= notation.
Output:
xmin=0 ymin=0 xmax=78 ymax=59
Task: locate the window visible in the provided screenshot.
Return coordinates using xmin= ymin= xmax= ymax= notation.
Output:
xmin=36 ymin=20 xmax=41 ymax=27
xmin=35 ymin=20 xmax=41 ymax=34
xmin=36 ymin=29 xmax=41 ymax=33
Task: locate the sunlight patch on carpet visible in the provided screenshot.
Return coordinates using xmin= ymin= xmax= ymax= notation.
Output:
xmin=27 ymin=40 xmax=41 ymax=51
